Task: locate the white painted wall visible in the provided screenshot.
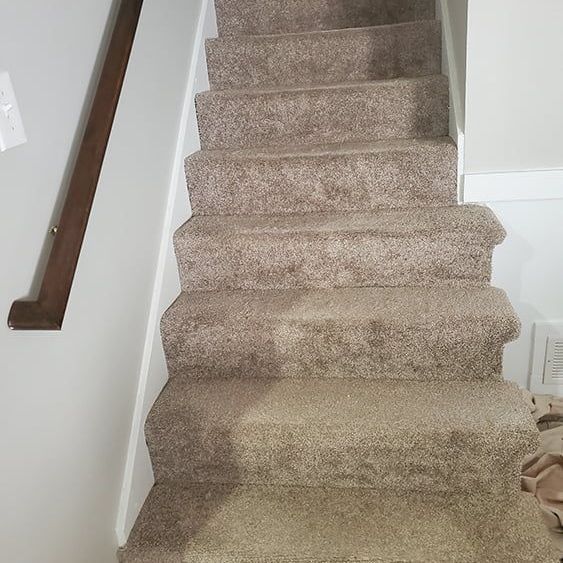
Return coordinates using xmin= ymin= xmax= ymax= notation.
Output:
xmin=443 ymin=0 xmax=563 ymax=388
xmin=436 ymin=0 xmax=468 ymax=139
xmin=444 ymin=1 xmax=467 ymax=112
xmin=490 ymin=200 xmax=563 ymax=388
xmin=465 ymin=0 xmax=563 ymax=175
xmin=0 ymin=1 xmax=204 ymax=561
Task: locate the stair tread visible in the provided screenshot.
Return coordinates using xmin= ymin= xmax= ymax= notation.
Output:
xmin=168 ymin=285 xmax=519 ymax=334
xmin=187 ymin=137 xmax=457 ymax=215
xmin=121 ymin=483 xmax=556 ymax=562
xmin=162 ymin=286 xmax=519 ymax=382
xmin=176 ymin=206 xmax=503 ymax=291
xmin=188 ymin=136 xmax=456 ymax=160
xmin=178 ymin=204 xmax=505 ymax=242
xmin=151 ymin=377 xmax=535 ymax=442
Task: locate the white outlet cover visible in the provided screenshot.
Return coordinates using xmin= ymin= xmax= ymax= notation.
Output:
xmin=530 ymin=320 xmax=563 ymax=393
xmin=0 ymin=71 xmax=27 ymax=152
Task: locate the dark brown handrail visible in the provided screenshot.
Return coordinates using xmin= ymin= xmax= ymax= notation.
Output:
xmin=8 ymin=0 xmax=144 ymax=330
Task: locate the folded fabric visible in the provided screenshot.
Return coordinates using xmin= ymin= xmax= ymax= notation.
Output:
xmin=522 ymin=390 xmax=563 ymax=427
xmin=521 ymin=391 xmax=563 ymax=554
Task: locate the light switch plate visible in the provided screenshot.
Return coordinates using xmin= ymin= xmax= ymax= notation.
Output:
xmin=0 ymin=71 xmax=27 ymax=152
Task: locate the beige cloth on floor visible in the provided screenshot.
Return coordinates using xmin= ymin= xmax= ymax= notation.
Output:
xmin=521 ymin=391 xmax=563 ymax=553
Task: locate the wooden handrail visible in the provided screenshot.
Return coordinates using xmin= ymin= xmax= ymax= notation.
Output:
xmin=8 ymin=0 xmax=144 ymax=330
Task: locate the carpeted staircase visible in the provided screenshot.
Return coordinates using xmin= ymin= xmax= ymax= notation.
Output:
xmin=121 ymin=1 xmax=557 ymax=561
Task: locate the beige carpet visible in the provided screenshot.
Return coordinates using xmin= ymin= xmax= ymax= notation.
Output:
xmin=120 ymin=1 xmax=557 ymax=561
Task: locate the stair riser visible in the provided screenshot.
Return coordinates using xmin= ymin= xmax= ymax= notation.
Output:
xmin=162 ymin=320 xmax=506 ymax=382
xmin=187 ymin=142 xmax=457 ymax=215
xmin=215 ymin=0 xmax=436 ymax=36
xmin=147 ymin=415 xmax=525 ymax=494
xmin=207 ymin=22 xmax=441 ymax=90
xmin=175 ymin=233 xmax=496 ymax=291
xmin=196 ymin=76 xmax=449 ymax=150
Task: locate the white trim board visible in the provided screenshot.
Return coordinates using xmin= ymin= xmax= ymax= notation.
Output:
xmin=115 ymin=0 xmax=215 ymax=545
xmin=436 ymin=0 xmax=465 ymax=139
xmin=463 ymin=168 xmax=563 ymax=203
xmin=436 ymin=0 xmax=466 ymax=201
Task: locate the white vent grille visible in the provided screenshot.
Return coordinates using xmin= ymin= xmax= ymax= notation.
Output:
xmin=544 ymin=337 xmax=563 ymax=383
xmin=531 ymin=321 xmax=563 ymax=391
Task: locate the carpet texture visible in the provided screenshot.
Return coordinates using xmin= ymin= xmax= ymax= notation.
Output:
xmin=214 ymin=0 xmax=436 ymax=36
xmin=206 ymin=21 xmax=441 ymax=90
xmin=196 ymin=76 xmax=449 ymax=150
xmin=187 ymin=138 xmax=458 ymax=215
xmin=175 ymin=206 xmax=504 ymax=291
xmin=121 ymin=0 xmax=556 ymax=560
xmin=146 ymin=378 xmax=535 ymax=493
xmin=121 ymin=483 xmax=553 ymax=563
xmin=162 ymin=287 xmax=519 ymax=381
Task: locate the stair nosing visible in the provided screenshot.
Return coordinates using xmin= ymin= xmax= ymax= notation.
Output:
xmin=196 ymin=73 xmax=446 ymax=98
xmin=176 ymin=205 xmax=505 ymax=243
xmin=186 ymin=136 xmax=456 ymax=161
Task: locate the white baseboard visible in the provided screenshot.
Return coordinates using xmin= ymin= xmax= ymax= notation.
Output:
xmin=463 ymin=168 xmax=563 ymax=203
xmin=438 ymin=0 xmax=464 ymax=130
xmin=456 ymin=131 xmax=465 ymax=201
xmin=115 ymin=0 xmax=215 ymax=545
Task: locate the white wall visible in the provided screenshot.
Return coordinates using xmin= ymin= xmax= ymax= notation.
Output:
xmin=465 ymin=0 xmax=563 ymax=175
xmin=444 ymin=1 xmax=467 ymax=108
xmin=0 ymin=1 xmax=203 ymax=561
xmin=437 ymin=0 xmax=468 ymax=138
xmin=490 ymin=200 xmax=563 ymax=388
xmin=450 ymin=0 xmax=563 ymax=388
xmin=436 ymin=0 xmax=468 ymax=194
